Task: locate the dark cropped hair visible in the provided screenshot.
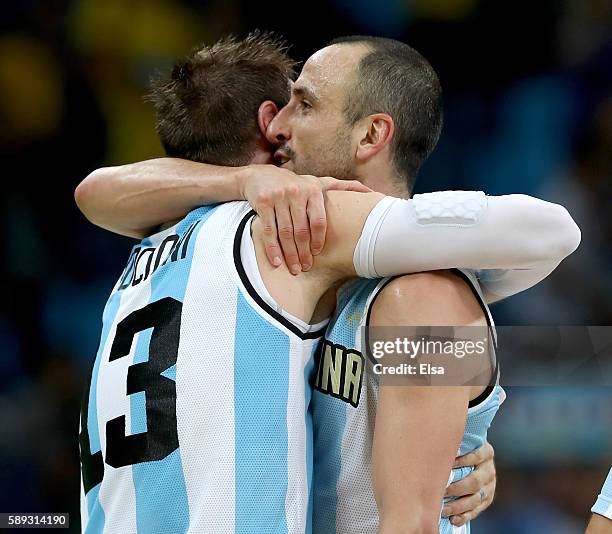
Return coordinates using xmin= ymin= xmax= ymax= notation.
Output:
xmin=329 ymin=36 xmax=443 ymax=190
xmin=148 ymin=31 xmax=296 ymax=166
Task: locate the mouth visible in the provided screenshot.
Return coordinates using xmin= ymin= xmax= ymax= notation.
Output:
xmin=274 ymin=149 xmax=291 ymax=166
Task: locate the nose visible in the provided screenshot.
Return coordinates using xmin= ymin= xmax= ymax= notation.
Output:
xmin=266 ymin=106 xmax=291 ymax=144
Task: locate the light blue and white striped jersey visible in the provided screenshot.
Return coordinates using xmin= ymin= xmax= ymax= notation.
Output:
xmin=312 ymin=269 xmax=505 ymax=534
xmin=79 ymin=202 xmax=325 ymax=534
xmin=592 ymin=468 xmax=612 ymax=520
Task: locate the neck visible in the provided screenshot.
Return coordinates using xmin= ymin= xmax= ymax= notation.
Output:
xmin=359 ymin=172 xmax=410 ymax=199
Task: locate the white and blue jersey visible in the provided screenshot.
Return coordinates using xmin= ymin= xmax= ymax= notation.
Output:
xmin=592 ymin=468 xmax=612 ymax=520
xmin=312 ymin=269 xmax=504 ymax=534
xmin=79 ymin=202 xmax=325 ymax=534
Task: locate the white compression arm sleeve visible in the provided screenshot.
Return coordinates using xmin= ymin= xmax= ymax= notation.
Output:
xmin=353 ymin=191 xmax=581 ymax=301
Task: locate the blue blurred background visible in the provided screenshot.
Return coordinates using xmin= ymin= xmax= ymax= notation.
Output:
xmin=1 ymin=0 xmax=610 ymax=532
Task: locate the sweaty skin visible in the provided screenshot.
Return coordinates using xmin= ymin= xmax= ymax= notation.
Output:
xmin=587 ymin=515 xmax=612 ymax=534
xmin=248 ymin=190 xmax=384 ymax=322
xmin=372 ymin=272 xmax=490 ymax=534
xmin=76 ymin=165 xmax=509 ymax=528
xmin=75 ymin=39 xmax=581 ymax=531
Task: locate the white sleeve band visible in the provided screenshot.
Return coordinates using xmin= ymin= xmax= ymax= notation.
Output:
xmin=353 ymin=191 xmax=581 ymax=300
xmin=354 ymin=190 xmax=489 ymax=278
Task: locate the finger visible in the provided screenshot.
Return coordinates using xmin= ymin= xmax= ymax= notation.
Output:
xmin=307 ymin=188 xmax=327 ymax=256
xmin=343 ymin=180 xmax=373 ymax=192
xmin=450 ymin=496 xmax=492 ymax=526
xmin=275 ymin=202 xmax=301 ymax=275
xmin=449 ymin=510 xmax=476 ymax=527
xmin=445 ymin=470 xmax=483 ymax=497
xmin=288 ymin=194 xmax=312 ymax=271
xmin=450 ymin=463 xmax=495 ymax=493
xmin=317 ymin=177 xmax=339 ymax=190
xmin=320 ymin=177 xmax=372 ymax=193
xmin=442 ymin=484 xmax=495 ymax=526
xmin=441 ymin=492 xmax=481 ymax=518
xmin=259 ymin=204 xmax=283 ymax=267
xmin=324 ymin=178 xmax=372 ymax=193
xmin=453 ymin=444 xmax=488 ymax=468
xmin=449 ymin=456 xmax=495 ymax=496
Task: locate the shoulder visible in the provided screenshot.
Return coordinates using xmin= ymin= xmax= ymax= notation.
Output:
xmin=371 ymin=270 xmax=485 ymax=326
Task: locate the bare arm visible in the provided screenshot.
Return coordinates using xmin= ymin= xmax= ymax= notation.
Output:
xmin=75 ymin=160 xmax=581 ymax=296
xmin=442 ymin=443 xmax=497 ymax=526
xmin=75 ymin=158 xmax=246 ymax=238
xmin=375 ymin=384 xmax=469 ymax=534
xmin=75 ymin=158 xmax=371 ymax=269
xmin=587 ymin=515 xmax=612 ymax=534
xmin=369 ymin=272 xmax=487 ymax=533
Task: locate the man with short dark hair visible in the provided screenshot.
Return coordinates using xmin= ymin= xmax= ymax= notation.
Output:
xmin=287 ymin=35 xmax=442 ymax=189
xmin=76 ymin=33 xmax=580 ymax=533
xmin=267 ymin=36 xmax=440 ymax=198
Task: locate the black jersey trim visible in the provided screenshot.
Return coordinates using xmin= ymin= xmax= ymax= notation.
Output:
xmin=467 ymin=374 xmax=497 ymax=409
xmin=451 ymin=269 xmax=496 ymax=349
xmin=363 ymin=276 xmax=402 ymax=369
xmin=233 ymin=210 xmax=327 ymax=340
xmin=364 ymin=276 xmax=401 ymax=333
xmin=449 ymin=269 xmax=498 ymax=408
xmin=363 ymin=271 xmax=497 ymax=409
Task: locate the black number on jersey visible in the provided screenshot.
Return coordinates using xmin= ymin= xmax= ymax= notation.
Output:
xmin=79 ymin=297 xmax=182 ymax=489
xmin=79 ymin=366 xmax=104 ymax=493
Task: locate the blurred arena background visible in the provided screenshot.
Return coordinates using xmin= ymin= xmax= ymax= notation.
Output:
xmin=1 ymin=0 xmax=610 ymax=532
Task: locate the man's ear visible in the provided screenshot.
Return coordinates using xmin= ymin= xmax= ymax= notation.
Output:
xmin=258 ymin=100 xmax=279 ymax=136
xmin=355 ymin=113 xmax=395 ymax=163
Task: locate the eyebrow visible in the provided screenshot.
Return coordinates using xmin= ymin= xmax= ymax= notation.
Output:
xmin=292 ymin=85 xmax=319 ymax=102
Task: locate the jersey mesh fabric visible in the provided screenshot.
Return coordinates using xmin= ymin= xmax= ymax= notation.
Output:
xmin=592 ymin=468 xmax=612 ymax=520
xmin=439 ymin=386 xmax=505 ymax=534
xmin=80 ymin=202 xmax=321 ymax=534
xmin=312 ymin=271 xmax=504 ymax=534
xmin=312 ymin=279 xmax=382 ymax=534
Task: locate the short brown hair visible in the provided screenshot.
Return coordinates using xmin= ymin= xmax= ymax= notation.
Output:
xmin=148 ymin=31 xmax=296 ymax=166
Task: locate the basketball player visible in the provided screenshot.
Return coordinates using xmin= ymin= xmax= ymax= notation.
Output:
xmin=76 ymin=34 xmax=581 ymax=533
xmin=587 ymin=468 xmax=612 ymax=533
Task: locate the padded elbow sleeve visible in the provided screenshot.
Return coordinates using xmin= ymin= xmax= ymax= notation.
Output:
xmin=353 ymin=191 xmax=488 ymax=278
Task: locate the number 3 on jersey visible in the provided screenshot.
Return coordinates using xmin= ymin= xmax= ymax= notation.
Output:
xmin=80 ymin=297 xmax=182 ymax=492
